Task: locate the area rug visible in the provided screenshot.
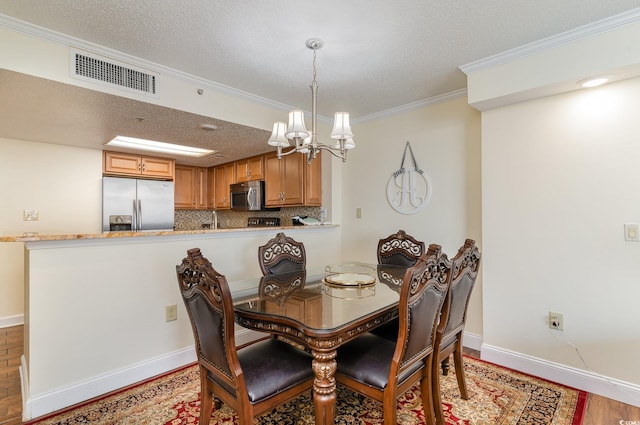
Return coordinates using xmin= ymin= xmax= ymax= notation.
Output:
xmin=25 ymin=356 xmax=587 ymax=425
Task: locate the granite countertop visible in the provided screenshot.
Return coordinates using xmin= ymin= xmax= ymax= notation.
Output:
xmin=0 ymin=224 xmax=338 ymax=242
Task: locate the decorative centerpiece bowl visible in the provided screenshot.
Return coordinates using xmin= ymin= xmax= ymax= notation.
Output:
xmin=323 ymin=264 xmax=376 ymax=287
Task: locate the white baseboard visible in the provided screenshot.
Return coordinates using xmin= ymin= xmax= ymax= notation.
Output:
xmin=24 ymin=347 xmax=197 ymax=421
xmin=462 ymin=331 xmax=482 ymax=352
xmin=0 ymin=314 xmax=24 ymax=328
xmin=481 ymin=343 xmax=640 ymax=408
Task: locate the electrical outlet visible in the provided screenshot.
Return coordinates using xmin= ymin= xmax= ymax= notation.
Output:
xmin=548 ymin=311 xmax=564 ymax=331
xmin=166 ymin=304 xmax=177 ymax=322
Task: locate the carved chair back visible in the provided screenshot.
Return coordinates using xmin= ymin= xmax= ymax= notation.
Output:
xmin=177 ymin=248 xmax=239 ymax=392
xmin=439 ymin=239 xmax=481 ymax=342
xmin=258 ymin=232 xmax=306 ymax=275
xmin=377 ymin=229 xmax=426 ymax=267
xmin=396 ymin=244 xmax=451 ymax=368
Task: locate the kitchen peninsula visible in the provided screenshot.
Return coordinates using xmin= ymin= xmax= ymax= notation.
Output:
xmin=12 ymin=224 xmax=341 ymax=420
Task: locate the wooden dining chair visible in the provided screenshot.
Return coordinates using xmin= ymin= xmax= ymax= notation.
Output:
xmin=372 ymin=230 xmax=427 ymax=340
xmin=335 ymin=246 xmax=451 ymax=425
xmin=176 ymin=248 xmax=314 ymax=425
xmin=258 ymin=232 xmax=306 ymax=275
xmin=432 ymin=239 xmax=481 ymax=425
xmin=376 ymin=229 xmax=426 ymax=266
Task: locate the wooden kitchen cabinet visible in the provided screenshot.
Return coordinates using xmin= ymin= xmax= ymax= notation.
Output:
xmin=264 ymin=151 xmax=322 ymax=207
xmin=213 ymin=162 xmax=235 ymax=209
xmin=304 ymin=152 xmax=322 ymax=206
xmin=174 ymin=165 xmax=209 ymax=209
xmin=235 ymin=155 xmax=264 ymax=182
xmin=103 ymin=151 xmax=174 ymax=179
xmin=265 ymin=152 xmax=304 ymax=206
xmin=207 ymin=167 xmax=216 ymax=209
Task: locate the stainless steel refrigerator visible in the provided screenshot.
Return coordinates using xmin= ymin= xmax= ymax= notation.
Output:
xmin=102 ymin=176 xmax=174 ymax=232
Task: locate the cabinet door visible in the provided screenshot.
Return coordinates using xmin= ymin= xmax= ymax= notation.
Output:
xmin=214 ymin=163 xmax=235 ymax=209
xmin=174 ymin=165 xmax=196 ymax=209
xmin=104 ymin=151 xmax=142 ymax=176
xmin=236 ymin=155 xmax=264 ymax=182
xmin=236 ymin=159 xmax=248 ymax=183
xmin=264 ymin=152 xmax=306 ymax=206
xmin=103 ymin=151 xmax=175 ymax=179
xmin=304 ymin=152 xmax=322 ymax=205
xmin=207 ymin=167 xmax=216 ymax=208
xmin=141 ymin=157 xmax=174 ymax=179
xmin=282 ymin=153 xmax=304 ymax=205
xmin=195 ymin=167 xmax=208 ymax=209
xmin=246 ymin=156 xmax=264 ymax=181
xmin=264 ymin=153 xmax=284 ymax=206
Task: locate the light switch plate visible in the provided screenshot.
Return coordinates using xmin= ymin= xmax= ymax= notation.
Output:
xmin=624 ymin=224 xmax=639 ymax=241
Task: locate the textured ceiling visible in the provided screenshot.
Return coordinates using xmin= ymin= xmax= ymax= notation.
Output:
xmin=1 ymin=1 xmax=640 ymax=166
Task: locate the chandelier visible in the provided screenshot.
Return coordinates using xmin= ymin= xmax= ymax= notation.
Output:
xmin=267 ymin=38 xmax=354 ymax=163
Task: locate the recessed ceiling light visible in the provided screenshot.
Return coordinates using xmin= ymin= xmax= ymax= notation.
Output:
xmin=106 ymin=136 xmax=215 ymax=157
xmin=578 ymin=74 xmax=612 ymax=88
xmin=200 ymin=123 xmax=218 ymax=131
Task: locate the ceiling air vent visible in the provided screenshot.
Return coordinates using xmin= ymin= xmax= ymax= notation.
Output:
xmin=70 ymin=48 xmax=158 ymax=96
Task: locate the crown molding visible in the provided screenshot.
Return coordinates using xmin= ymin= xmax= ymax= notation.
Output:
xmin=352 ymin=89 xmax=468 ymax=124
xmin=460 ymin=7 xmax=640 ymax=75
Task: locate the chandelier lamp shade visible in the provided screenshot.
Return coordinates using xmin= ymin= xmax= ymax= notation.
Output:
xmin=267 ymin=38 xmax=354 ymax=163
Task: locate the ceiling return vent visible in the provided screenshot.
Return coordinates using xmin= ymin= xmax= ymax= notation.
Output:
xmin=70 ymin=48 xmax=158 ymax=96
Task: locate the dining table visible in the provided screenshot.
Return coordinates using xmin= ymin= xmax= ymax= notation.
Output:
xmin=232 ymin=263 xmax=409 ymax=425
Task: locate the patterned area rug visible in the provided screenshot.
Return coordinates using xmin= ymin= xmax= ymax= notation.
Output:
xmin=26 ymin=356 xmax=587 ymax=424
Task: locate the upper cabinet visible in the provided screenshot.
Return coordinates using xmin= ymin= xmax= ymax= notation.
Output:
xmin=236 ymin=155 xmax=264 ymax=182
xmin=103 ymin=151 xmax=174 ymax=179
xmin=304 ymin=152 xmax=322 ymax=206
xmin=265 ymin=152 xmax=322 ymax=207
xmin=175 ymin=165 xmax=208 ymax=209
xmin=213 ymin=162 xmax=236 ymax=209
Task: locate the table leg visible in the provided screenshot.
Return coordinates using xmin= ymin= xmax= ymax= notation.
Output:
xmin=311 ymin=349 xmax=337 ymax=425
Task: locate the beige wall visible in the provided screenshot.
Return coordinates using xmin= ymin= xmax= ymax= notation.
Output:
xmin=482 ymin=76 xmax=640 ymax=394
xmin=0 ymin=139 xmax=102 ymax=322
xmin=340 ymin=97 xmax=483 ymax=336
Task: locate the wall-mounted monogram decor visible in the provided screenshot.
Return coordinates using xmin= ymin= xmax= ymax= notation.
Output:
xmin=386 ymin=141 xmax=431 ymax=215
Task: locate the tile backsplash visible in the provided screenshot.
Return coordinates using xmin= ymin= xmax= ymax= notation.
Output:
xmin=174 ymin=207 xmax=322 ymax=230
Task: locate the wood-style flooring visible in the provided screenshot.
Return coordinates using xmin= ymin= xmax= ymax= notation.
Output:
xmin=0 ymin=326 xmax=22 ymax=425
xmin=1 ymin=325 xmax=639 ymax=424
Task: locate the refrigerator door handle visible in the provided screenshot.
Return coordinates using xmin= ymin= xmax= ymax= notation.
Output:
xmin=137 ymin=199 xmax=142 ymax=231
xmin=132 ymin=199 xmax=138 ymax=231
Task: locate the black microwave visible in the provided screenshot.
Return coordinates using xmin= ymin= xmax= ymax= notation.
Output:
xmin=230 ymin=180 xmax=266 ymax=211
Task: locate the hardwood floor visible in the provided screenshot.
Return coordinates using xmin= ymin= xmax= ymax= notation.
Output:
xmin=0 ymin=326 xmax=22 ymax=425
xmin=1 ymin=325 xmax=638 ymax=424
